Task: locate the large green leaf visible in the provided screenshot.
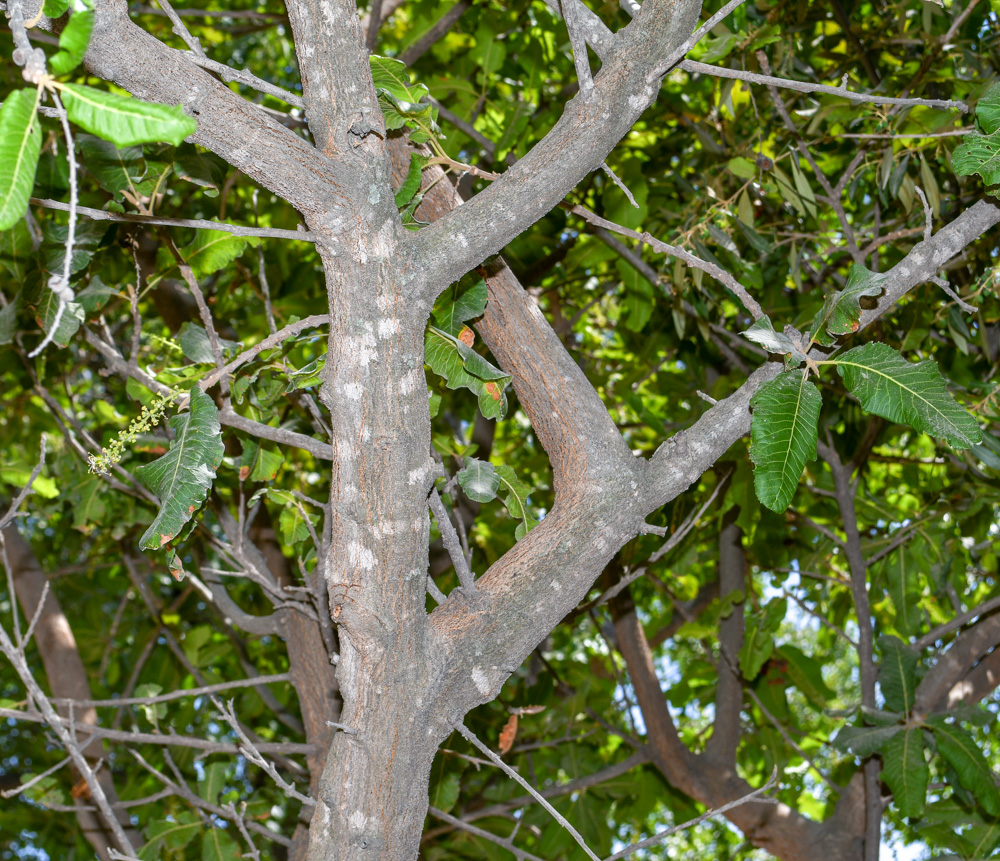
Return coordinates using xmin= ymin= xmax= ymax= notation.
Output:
xmin=834 ymin=343 xmax=981 ymax=447
xmin=49 ymin=10 xmax=94 ymax=75
xmin=139 ymin=812 xmax=201 ymax=860
xmin=749 ymin=370 xmax=822 ymax=512
xmin=178 ymin=229 xmax=258 ymax=279
xmin=202 ymin=827 xmax=241 ymax=861
xmin=882 ymin=546 xmax=922 ymax=636
xmin=810 ymin=264 xmax=886 ymax=346
xmin=0 ymin=88 xmax=42 ymax=231
xmin=432 ymin=279 xmax=488 ymax=336
xmin=927 ymin=718 xmax=1000 ymax=816
xmin=60 ymin=84 xmax=197 ymax=147
xmin=76 ymin=135 xmax=145 ymax=197
xmin=495 ymin=463 xmax=537 ymax=540
xmin=740 ymin=597 xmax=786 ymax=680
xmin=882 ymin=728 xmax=928 ymax=818
xmin=135 ymin=388 xmax=224 ymax=549
xmin=425 ymin=325 xmax=511 ymax=420
xmin=953 ymin=132 xmax=1000 ymax=189
xmin=830 ymin=724 xmax=901 ymax=757
xmin=776 ymin=644 xmax=836 ymax=707
xmin=456 ymin=457 xmax=500 ymax=502
xmin=878 ymin=635 xmax=918 ymax=714
xmin=36 ymin=289 xmax=84 ymax=347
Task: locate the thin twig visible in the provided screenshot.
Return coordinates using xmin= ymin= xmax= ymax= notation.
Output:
xmin=0 ymin=436 xmax=47 ymax=531
xmin=429 ymin=489 xmax=476 ymax=591
xmin=455 ymin=722 xmax=601 ymax=861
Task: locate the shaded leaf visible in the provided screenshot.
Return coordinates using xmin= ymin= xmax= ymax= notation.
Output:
xmin=457 ymin=457 xmax=499 ymax=503
xmin=425 ymin=325 xmax=511 ymax=420
xmin=810 ymin=264 xmax=886 ymax=345
xmin=878 ymin=635 xmax=918 ymax=714
xmin=749 ymin=370 xmax=821 ymax=512
xmin=0 ymin=88 xmax=42 ymax=231
xmin=927 ymin=718 xmax=1000 ymax=816
xmin=882 ymin=728 xmax=928 ymax=818
xmin=834 ymin=343 xmax=981 ymax=448
xmin=135 ymin=388 xmax=224 ymax=550
xmin=831 ymin=724 xmax=901 ymax=757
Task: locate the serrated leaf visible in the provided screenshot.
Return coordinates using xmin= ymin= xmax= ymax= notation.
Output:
xmin=425 ymin=325 xmax=511 ymax=420
xmin=879 ymin=635 xmax=918 ymax=714
xmin=395 ymin=152 xmax=427 ymax=208
xmin=810 ymin=264 xmax=886 ymax=344
xmin=457 ymin=457 xmax=500 ymax=502
xmin=741 ymin=317 xmax=807 ymax=362
xmin=953 ymin=131 xmax=1000 ymax=188
xmin=976 ymin=82 xmax=1000 ymax=135
xmin=927 ymin=718 xmax=1000 ymax=816
xmin=430 ymin=772 xmax=461 ymax=814
xmin=76 ymin=134 xmax=144 ymax=197
xmin=0 ymin=88 xmax=42 ymax=231
xmin=177 ymin=229 xmax=256 ymax=279
xmin=60 ymin=84 xmax=197 ymax=147
xmin=139 ymin=812 xmax=201 ymax=859
xmin=749 ymin=370 xmax=821 ymax=512
xmin=49 ymin=10 xmax=94 ymax=75
xmin=135 ymin=388 xmax=224 ymax=550
xmin=202 ymin=827 xmax=240 ymax=861
xmin=37 ymin=289 xmax=84 ymax=347
xmin=834 ymin=342 xmax=981 ymax=448
xmin=882 ymin=728 xmax=928 ymax=818
xmin=432 ymin=279 xmax=488 ymax=336
xmin=831 ymin=724 xmax=901 ymax=757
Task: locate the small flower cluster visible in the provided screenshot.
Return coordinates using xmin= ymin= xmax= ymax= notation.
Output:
xmin=88 ymin=390 xmax=177 ymax=475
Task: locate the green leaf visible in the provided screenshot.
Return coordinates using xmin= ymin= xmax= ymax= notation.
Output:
xmin=749 ymin=370 xmax=822 ymax=512
xmin=238 ymin=439 xmax=283 ymax=483
xmin=202 ymin=827 xmax=241 ymax=861
xmin=135 ymin=388 xmax=224 ymax=550
xmin=953 ymin=131 xmax=1000 ymax=188
xmin=37 ymin=289 xmax=84 ymax=347
xmin=279 ymin=499 xmax=318 ymax=546
xmin=728 ymin=157 xmax=756 ymax=179
xmin=882 ymin=728 xmax=928 ymax=818
xmin=882 ymin=546 xmax=922 ymax=636
xmin=456 ymin=457 xmax=500 ymax=502
xmin=395 ymin=152 xmax=427 ymax=208
xmin=775 ymin=644 xmax=836 ymax=707
xmin=789 ymin=157 xmax=818 ymax=219
xmin=432 ymin=279 xmax=488 ymax=336
xmin=809 ymin=264 xmax=886 ymax=345
xmin=878 ymin=635 xmax=918 ymax=714
xmin=425 ymin=325 xmax=511 ymax=420
xmin=833 ymin=342 xmax=981 ymax=448
xmin=741 ymin=317 xmax=807 ymax=362
xmin=430 ymin=771 xmax=461 ymax=814
xmin=199 ymin=762 xmax=228 ymax=805
xmin=140 ymin=812 xmax=201 ymax=859
xmin=177 ymin=229 xmax=256 ymax=279
xmin=49 ymin=10 xmax=94 ymax=75
xmin=740 ymin=598 xmax=785 ymax=680
xmin=0 ymin=293 xmax=21 ymax=345
xmin=975 ymin=82 xmax=1000 ymax=134
xmin=495 ymin=463 xmax=536 ymax=538
xmin=369 ymin=55 xmax=427 ymax=103
xmin=0 ymin=88 xmax=42 ymax=231
xmin=60 ymin=84 xmax=197 ymax=147
xmin=927 ymin=718 xmax=1000 ymax=816
xmin=177 ymin=322 xmax=239 ymax=364
xmin=43 ymin=0 xmax=70 ymax=16
xmin=830 ymin=724 xmax=901 ymax=757
xmin=76 ymin=134 xmax=144 ymax=197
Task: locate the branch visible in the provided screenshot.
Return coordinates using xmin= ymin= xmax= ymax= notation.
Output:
xmin=31 ymin=197 xmax=316 ymax=241
xmin=678 ymin=60 xmax=966 ymax=112
xmin=408 ymin=0 xmax=702 ymax=299
xmin=914 ymin=612 xmax=1000 ymax=715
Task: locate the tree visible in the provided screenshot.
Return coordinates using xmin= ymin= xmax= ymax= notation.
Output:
xmin=2 ymin=0 xmax=999 ymax=858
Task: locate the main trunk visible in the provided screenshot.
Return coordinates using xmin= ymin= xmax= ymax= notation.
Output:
xmin=306 ymin=220 xmax=442 ymax=858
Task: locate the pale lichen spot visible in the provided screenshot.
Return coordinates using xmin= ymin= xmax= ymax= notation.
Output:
xmin=551 ymin=580 xmax=561 ymax=591
xmin=348 ymin=541 xmax=376 ymax=570
xmin=400 ymin=369 xmax=421 ymax=395
xmin=348 ymin=811 xmax=367 ymax=831
xmin=378 ymin=318 xmax=399 ymax=339
xmin=343 ymin=382 xmax=363 ymax=400
xmin=408 ymin=462 xmax=431 ymax=486
xmin=471 ymin=666 xmax=491 ymax=696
